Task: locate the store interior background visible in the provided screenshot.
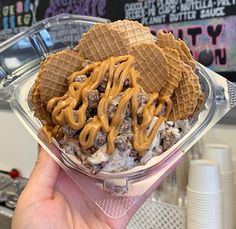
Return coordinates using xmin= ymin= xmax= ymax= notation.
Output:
xmin=0 ymin=0 xmax=236 ymax=228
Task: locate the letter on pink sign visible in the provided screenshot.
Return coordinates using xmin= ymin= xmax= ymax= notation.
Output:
xmin=16 ymin=1 xmax=23 ymax=13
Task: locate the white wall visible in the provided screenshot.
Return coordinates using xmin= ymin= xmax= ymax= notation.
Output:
xmin=0 ymin=110 xmax=37 ymax=178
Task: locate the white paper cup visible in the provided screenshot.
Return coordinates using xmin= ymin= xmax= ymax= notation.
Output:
xmin=188 ymin=215 xmax=221 ymax=224
xmin=188 ymin=223 xmax=220 ymax=229
xmin=187 ymin=197 xmax=222 ymax=205
xmin=221 ymin=172 xmax=234 ymax=178
xmin=188 ymin=160 xmax=220 ymax=192
xmin=187 ymin=197 xmax=222 ymax=204
xmin=187 ymin=200 xmax=221 ymax=208
xmin=188 ymin=219 xmax=221 ymax=227
xmin=187 ymin=187 xmax=221 ymax=195
xmin=187 ymin=193 xmax=221 ymax=198
xmin=223 ymin=221 xmax=233 ymax=229
xmin=188 ymin=204 xmax=222 ymax=229
xmin=232 ymin=159 xmax=236 ymax=183
xmin=188 ymin=215 xmax=221 ymax=221
xmin=188 ymin=203 xmax=222 ymax=212
xmin=203 ymin=143 xmax=232 ymax=173
xmin=188 ymin=218 xmax=222 ymax=229
xmin=188 ymin=211 xmax=222 ymax=218
xmin=188 ymin=224 xmax=220 ymax=229
xmin=221 ymin=171 xmax=234 ymax=175
xmin=188 ymin=220 xmax=221 ymax=228
xmin=187 ymin=201 xmax=222 ymax=210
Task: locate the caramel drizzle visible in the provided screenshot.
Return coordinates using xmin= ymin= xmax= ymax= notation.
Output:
xmin=47 ymin=55 xmax=172 ymax=155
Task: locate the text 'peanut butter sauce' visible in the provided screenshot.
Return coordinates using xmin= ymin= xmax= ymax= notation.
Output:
xmin=45 ymin=55 xmax=172 ymax=155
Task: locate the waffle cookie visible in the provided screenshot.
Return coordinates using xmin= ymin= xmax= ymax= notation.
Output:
xmin=156 ymin=30 xmax=196 ymax=70
xmin=160 ymin=47 xmax=183 ymax=97
xmin=76 ymin=20 xmax=155 ymax=61
xmin=110 ymin=20 xmax=155 ymax=46
xmin=39 ymin=49 xmax=84 ymax=104
xmin=75 ymin=23 xmax=131 ymax=61
xmin=131 ymin=43 xmax=169 ymax=93
xmin=30 ymin=78 xmax=52 ymax=124
xmin=169 ymin=64 xmax=202 ymax=120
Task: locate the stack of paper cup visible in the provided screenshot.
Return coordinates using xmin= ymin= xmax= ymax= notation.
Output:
xmin=187 ymin=159 xmax=222 ymax=229
xmin=232 ymin=157 xmax=236 ymax=229
xmin=203 ymin=143 xmax=233 ymax=229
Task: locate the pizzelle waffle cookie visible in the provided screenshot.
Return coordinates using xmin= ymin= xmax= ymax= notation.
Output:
xmin=156 ymin=30 xmax=196 ymax=70
xmin=179 ymin=39 xmax=196 ymax=69
xmin=178 ymin=39 xmax=194 ymax=61
xmin=110 ymin=20 xmax=155 ymax=46
xmin=160 ymin=47 xmax=183 ymax=97
xmin=169 ymin=64 xmax=202 ymax=121
xmin=130 ymin=42 xmax=201 ymax=120
xmin=131 ymin=43 xmax=169 ymax=93
xmin=30 ymin=78 xmax=51 ymax=124
xmin=39 ymin=49 xmax=84 ymax=104
xmin=76 ymin=20 xmax=155 ymax=61
xmin=75 ymin=23 xmax=131 ymax=61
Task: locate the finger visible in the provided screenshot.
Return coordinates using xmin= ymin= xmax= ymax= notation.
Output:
xmin=23 ymin=145 xmax=60 ymax=201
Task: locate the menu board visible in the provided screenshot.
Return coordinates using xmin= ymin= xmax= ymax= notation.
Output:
xmin=1 ymin=0 xmax=236 ymax=80
xmin=124 ymin=0 xmax=236 ymax=24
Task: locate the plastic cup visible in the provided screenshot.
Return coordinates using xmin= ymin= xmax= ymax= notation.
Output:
xmin=187 ymin=197 xmax=222 ymax=203
xmin=203 ymin=143 xmax=232 ymax=173
xmin=187 ymin=191 xmax=222 ymax=199
xmin=187 ymin=189 xmax=222 ymax=220
xmin=188 ymin=210 xmax=222 ymax=218
xmin=223 ymin=221 xmax=233 ymax=229
xmin=221 ymin=172 xmax=233 ymax=179
xmin=187 ymin=197 xmax=222 ymax=205
xmin=188 ymin=160 xmax=221 ymax=192
xmin=187 ymin=202 xmax=222 ymax=211
xmin=188 ymin=220 xmax=221 ymax=227
xmin=188 ymin=200 xmax=222 ymax=229
xmin=188 ymin=219 xmax=221 ymax=226
xmin=188 ymin=217 xmax=222 ymax=229
xmin=187 ymin=202 xmax=222 ymax=208
xmin=221 ymin=170 xmax=234 ymax=175
xmin=186 ymin=188 xmax=222 ymax=210
xmin=188 ymin=214 xmax=221 ymax=224
xmin=187 ymin=187 xmax=221 ymax=195
xmin=232 ymin=159 xmax=236 ymax=183
xmin=187 ymin=200 xmax=221 ymax=208
xmin=221 ymin=174 xmax=234 ymax=180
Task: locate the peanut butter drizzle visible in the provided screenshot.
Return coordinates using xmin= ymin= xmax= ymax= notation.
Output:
xmin=46 ymin=55 xmax=173 ymax=155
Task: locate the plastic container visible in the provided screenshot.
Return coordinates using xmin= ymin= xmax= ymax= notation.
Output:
xmin=0 ymin=14 xmax=236 ymax=219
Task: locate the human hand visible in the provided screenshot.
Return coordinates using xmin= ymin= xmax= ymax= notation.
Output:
xmin=12 ymin=146 xmax=140 ymax=229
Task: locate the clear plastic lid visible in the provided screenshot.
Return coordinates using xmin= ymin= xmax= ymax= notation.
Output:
xmin=1 ymin=14 xmax=236 ymax=218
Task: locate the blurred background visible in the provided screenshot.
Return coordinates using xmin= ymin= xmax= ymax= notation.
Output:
xmin=0 ymin=1 xmax=236 ymax=228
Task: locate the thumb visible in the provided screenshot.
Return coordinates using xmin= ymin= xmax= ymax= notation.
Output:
xmin=23 ymin=145 xmax=60 ymax=201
